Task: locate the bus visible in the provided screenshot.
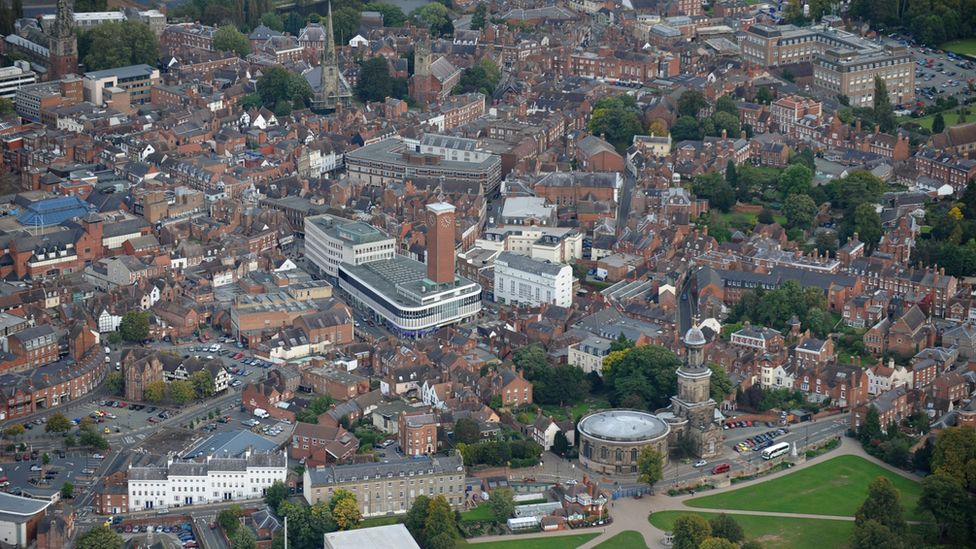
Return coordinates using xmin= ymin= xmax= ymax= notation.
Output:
xmin=762 ymin=441 xmax=790 ymax=460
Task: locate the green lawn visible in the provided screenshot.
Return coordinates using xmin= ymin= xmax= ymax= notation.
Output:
xmin=898 ymin=111 xmax=972 ymax=131
xmin=461 ymin=504 xmax=498 ymax=523
xmin=360 ymin=515 xmax=401 ymax=528
xmin=649 ymin=511 xmax=852 ymax=549
xmin=715 ymin=211 xmax=788 ymax=230
xmin=943 ymin=39 xmax=976 ymax=56
xmin=685 ymin=455 xmax=922 ymax=519
xmin=592 ymin=531 xmax=646 ymax=549
xmin=466 ymin=533 xmax=601 ymax=548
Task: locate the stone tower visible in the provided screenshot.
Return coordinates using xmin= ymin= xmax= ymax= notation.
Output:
xmin=415 ymin=38 xmax=432 ymax=78
xmin=48 ymin=0 xmax=77 ymax=80
xmin=314 ymin=2 xmax=351 ymax=110
xmin=671 ymin=322 xmax=723 ymax=458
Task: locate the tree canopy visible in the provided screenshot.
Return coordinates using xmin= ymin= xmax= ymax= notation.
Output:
xmin=728 ymin=280 xmax=830 ymax=338
xmin=588 ymin=95 xmax=644 ymax=151
xmin=80 ymin=21 xmax=159 ymax=72
xmin=365 ymin=2 xmax=407 ymax=26
xmin=213 ymin=25 xmax=251 ymax=56
xmin=637 ymin=446 xmax=664 ymax=487
xmin=457 ymin=58 xmax=501 ymax=97
xmin=119 ymin=310 xmax=150 ymax=342
xmin=488 ymin=487 xmax=515 ymax=522
xmin=413 ymin=3 xmax=454 ymax=37
xmin=672 ymin=515 xmax=711 ymax=549
xmin=602 ymin=345 xmax=681 ymax=409
xmin=257 ymin=66 xmax=313 ymax=114
xmin=77 ymin=526 xmax=123 ymax=549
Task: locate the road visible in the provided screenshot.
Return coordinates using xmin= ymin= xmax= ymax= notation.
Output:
xmin=616 ymin=171 xmax=636 ymax=236
xmin=677 ymin=273 xmax=696 ymax=335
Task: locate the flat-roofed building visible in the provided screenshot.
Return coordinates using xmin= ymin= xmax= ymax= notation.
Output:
xmin=305 ymin=216 xmax=396 ymax=279
xmin=494 ymin=251 xmax=574 ymax=308
xmin=83 ymin=64 xmax=160 ymax=106
xmin=345 ymin=135 xmax=502 ymax=194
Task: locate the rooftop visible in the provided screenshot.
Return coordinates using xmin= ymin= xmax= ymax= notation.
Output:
xmin=324 ymin=524 xmax=420 ymax=549
xmin=578 ymin=409 xmax=670 ymax=442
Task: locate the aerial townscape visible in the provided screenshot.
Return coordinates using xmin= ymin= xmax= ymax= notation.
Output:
xmin=2 ymin=0 xmax=976 ymax=547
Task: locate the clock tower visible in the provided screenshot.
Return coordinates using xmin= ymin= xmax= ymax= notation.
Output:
xmin=426 ymin=201 xmax=456 ymax=285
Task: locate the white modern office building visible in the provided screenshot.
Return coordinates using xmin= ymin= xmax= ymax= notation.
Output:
xmin=493 ymin=251 xmax=574 ymax=308
xmin=305 ymin=216 xmax=397 ymax=279
xmin=0 ymin=63 xmax=36 ymax=99
xmin=128 ymin=450 xmax=286 ymax=510
xmin=336 ymin=202 xmax=482 ymax=337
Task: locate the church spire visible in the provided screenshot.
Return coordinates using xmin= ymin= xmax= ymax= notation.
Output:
xmin=54 ymin=0 xmax=74 ymax=38
xmin=323 ymin=1 xmax=337 ymax=67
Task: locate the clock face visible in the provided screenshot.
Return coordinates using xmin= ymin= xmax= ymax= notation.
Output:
xmin=428 ymin=213 xmax=436 ymax=226
xmin=440 ymin=216 xmax=452 ymax=228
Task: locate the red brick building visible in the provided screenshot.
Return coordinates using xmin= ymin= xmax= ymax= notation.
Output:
xmin=290 ymin=422 xmax=359 ymax=467
xmin=399 ymin=410 xmax=439 ymax=456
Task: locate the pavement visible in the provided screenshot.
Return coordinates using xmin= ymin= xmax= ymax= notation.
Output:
xmin=467 ymin=436 xmax=920 ymax=548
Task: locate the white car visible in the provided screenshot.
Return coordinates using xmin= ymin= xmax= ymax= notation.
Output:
xmin=693 ymin=459 xmax=708 ymax=468
xmin=92 ymin=453 xmax=105 ymax=459
xmin=30 ymin=465 xmax=42 ymax=471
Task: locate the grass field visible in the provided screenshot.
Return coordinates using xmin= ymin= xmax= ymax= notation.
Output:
xmin=684 ymin=455 xmax=922 ymax=519
xmin=359 ymin=515 xmax=401 ymax=528
xmin=715 ymin=210 xmax=789 ymax=230
xmin=898 ymin=111 xmax=972 ymax=131
xmin=592 ymin=531 xmax=646 ymax=549
xmin=943 ymin=39 xmax=976 ymax=56
xmin=461 ymin=504 xmax=497 ymax=523
xmin=649 ymin=511 xmax=853 ymax=549
xmin=465 ymin=533 xmax=601 ymax=548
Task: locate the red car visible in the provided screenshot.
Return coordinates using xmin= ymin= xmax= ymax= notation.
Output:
xmin=117 ymin=402 xmax=128 ymax=408
xmin=209 ymin=522 xmax=216 ymax=530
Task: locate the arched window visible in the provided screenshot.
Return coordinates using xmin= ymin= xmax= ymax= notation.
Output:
xmin=583 ymin=442 xmax=592 ymax=459
xmin=600 ymin=446 xmax=609 ymax=460
xmin=631 ymin=448 xmax=638 ymax=462
xmin=615 ymin=449 xmax=623 ymax=462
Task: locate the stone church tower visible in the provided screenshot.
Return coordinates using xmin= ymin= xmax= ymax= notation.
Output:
xmin=47 ymin=0 xmax=77 ymax=80
xmin=314 ymin=2 xmax=351 ymax=110
xmin=671 ymin=323 xmax=724 ymax=458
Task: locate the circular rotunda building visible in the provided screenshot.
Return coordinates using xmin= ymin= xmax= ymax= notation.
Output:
xmin=577 ymin=409 xmax=671 ymax=474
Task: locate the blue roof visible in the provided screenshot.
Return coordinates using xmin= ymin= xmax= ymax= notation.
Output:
xmin=17 ymin=196 xmax=90 ymax=227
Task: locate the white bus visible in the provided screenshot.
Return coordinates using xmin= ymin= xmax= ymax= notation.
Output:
xmin=762 ymin=441 xmax=790 ymax=460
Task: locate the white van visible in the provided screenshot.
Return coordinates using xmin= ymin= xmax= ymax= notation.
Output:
xmin=253 ymin=408 xmax=270 ymax=419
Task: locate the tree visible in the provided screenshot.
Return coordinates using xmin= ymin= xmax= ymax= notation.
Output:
xmin=678 ymin=91 xmax=708 ymax=117
xmin=365 ymin=3 xmax=407 ymax=26
xmin=716 ymin=95 xmax=737 ymax=115
xmin=42 ymin=453 xmax=50 ymax=466
xmin=852 ymin=203 xmax=883 ymax=248
xmin=725 ymin=160 xmax=737 ymax=188
xmin=404 ymin=495 xmax=432 ymax=542
xmin=918 ymin=473 xmax=972 ymax=544
xmin=453 ymin=418 xmax=480 ymax=445
xmin=756 ymin=87 xmax=774 ymax=104
xmin=11 ymin=0 xmax=21 ymax=18
xmin=700 ymin=538 xmax=739 ymax=549
xmin=81 ymin=21 xmax=159 ymax=72
xmin=932 ymin=425 xmax=976 ymax=490
xmin=356 ymin=57 xmax=393 ymax=102
xmin=778 ymin=164 xmax=813 ymax=196
xmin=45 ymin=413 xmax=72 ymax=433
xmin=488 ymin=487 xmax=515 ymax=522
xmin=588 ymin=94 xmax=646 ymax=149
xmin=119 ymin=311 xmax=150 ymax=342
xmin=470 ymin=2 xmax=487 ymax=29
xmin=218 ymin=505 xmax=244 ymax=535
xmin=671 ymin=116 xmax=701 ymax=141
xmin=708 ymin=364 xmax=734 ymax=402
xmin=4 ymin=424 xmax=24 ymax=438
xmin=295 ymin=395 xmax=336 ymax=424
xmin=261 ymin=13 xmax=285 ymax=31
xmin=284 ymin=12 xmax=305 ymax=35
xmin=329 ymin=489 xmax=361 ymax=530
xmin=708 ymin=111 xmax=740 ymax=138
xmin=672 ymin=514 xmax=712 ymax=549
xmin=648 ymin=119 xmax=669 ymax=136
xmin=214 ymin=25 xmax=251 ymax=56
xmin=61 ymin=481 xmax=74 ymax=499
xmin=169 ymin=380 xmax=195 ymax=405
xmin=783 ymin=194 xmax=818 ymax=230
xmin=552 ymin=430 xmax=570 ymax=456
xmin=265 ymin=480 xmax=288 ymax=511
xmin=932 ymin=112 xmax=946 ymax=134
xmin=603 ymin=345 xmax=682 ymax=409
xmin=144 ymin=380 xmax=167 ymax=403
xmin=77 ymin=525 xmax=123 ymax=549
xmin=636 ymin=446 xmax=663 ymax=487
xmin=231 ymin=528 xmax=258 ymax=549
xmin=855 ymin=477 xmax=906 ymax=532
xmin=258 ymin=66 xmax=313 ymax=109
xmin=423 ymin=496 xmax=460 ymax=546
xmin=79 ymin=430 xmax=110 ymax=450
xmin=457 ymin=57 xmax=502 ymax=98
xmin=413 ymin=3 xmax=453 ymax=37
xmin=858 ymin=406 xmax=883 ymax=443
xmin=850 ymin=519 xmax=904 ymax=549
xmin=709 ymin=514 xmax=744 ymax=543
xmin=190 ymin=370 xmax=216 ymax=398
xmin=106 ymin=371 xmax=124 ymax=395
xmin=873 ymin=76 xmax=896 ymax=133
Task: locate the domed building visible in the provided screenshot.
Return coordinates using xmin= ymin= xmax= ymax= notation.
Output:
xmin=578 ymin=409 xmax=671 ymax=474
xmin=577 ymin=323 xmax=725 ymax=474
